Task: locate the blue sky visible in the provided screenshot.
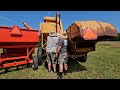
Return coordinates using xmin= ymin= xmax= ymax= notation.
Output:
xmin=0 ymin=11 xmax=120 ymax=32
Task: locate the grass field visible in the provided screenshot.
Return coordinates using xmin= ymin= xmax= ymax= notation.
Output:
xmin=0 ymin=41 xmax=120 ymax=79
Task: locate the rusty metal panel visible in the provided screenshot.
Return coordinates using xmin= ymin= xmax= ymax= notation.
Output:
xmin=98 ymin=21 xmax=117 ymax=37
xmin=40 ymin=22 xmax=56 ymax=33
xmin=66 ymin=20 xmax=118 ymax=41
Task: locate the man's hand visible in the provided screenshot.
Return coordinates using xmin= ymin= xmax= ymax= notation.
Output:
xmin=56 ymin=53 xmax=58 ymax=57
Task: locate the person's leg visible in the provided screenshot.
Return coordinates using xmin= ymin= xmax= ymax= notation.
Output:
xmin=63 ymin=53 xmax=68 ymax=75
xmin=64 ymin=63 xmax=68 ymax=75
xmin=58 ymin=54 xmax=64 ymax=79
xmin=64 ymin=63 xmax=68 ymax=70
xmin=51 ymin=53 xmax=56 ymax=72
xmin=47 ymin=53 xmax=51 ymax=72
xmin=52 ymin=63 xmax=56 ymax=72
xmin=48 ymin=63 xmax=51 ymax=72
xmin=59 ymin=63 xmax=63 ymax=73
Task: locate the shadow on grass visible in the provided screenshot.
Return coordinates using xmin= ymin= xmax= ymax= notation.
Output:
xmin=68 ymin=60 xmax=87 ymax=73
xmin=43 ymin=59 xmax=87 ymax=73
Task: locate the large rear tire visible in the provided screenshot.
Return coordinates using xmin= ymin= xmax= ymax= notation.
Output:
xmin=32 ymin=56 xmax=38 ymax=70
xmin=37 ymin=47 xmax=43 ymax=65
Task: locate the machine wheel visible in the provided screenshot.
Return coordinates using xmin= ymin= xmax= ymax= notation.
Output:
xmin=77 ymin=55 xmax=87 ymax=62
xmin=37 ymin=47 xmax=43 ymax=65
xmin=32 ymin=56 xmax=38 ymax=70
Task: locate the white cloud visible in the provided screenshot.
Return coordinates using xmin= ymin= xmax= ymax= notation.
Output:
xmin=0 ymin=16 xmax=11 ymax=21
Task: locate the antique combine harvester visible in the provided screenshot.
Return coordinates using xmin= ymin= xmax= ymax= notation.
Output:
xmin=38 ymin=12 xmax=118 ymax=64
xmin=0 ymin=12 xmax=118 ymax=72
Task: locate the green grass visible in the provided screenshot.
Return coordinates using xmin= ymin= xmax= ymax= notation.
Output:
xmin=0 ymin=41 xmax=120 ymax=79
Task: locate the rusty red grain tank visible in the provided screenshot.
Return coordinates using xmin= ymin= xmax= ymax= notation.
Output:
xmin=66 ymin=20 xmax=118 ymax=62
xmin=0 ymin=25 xmax=39 ymax=70
xmin=67 ymin=21 xmax=118 ymax=41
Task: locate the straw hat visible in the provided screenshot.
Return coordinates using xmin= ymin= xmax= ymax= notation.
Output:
xmin=49 ymin=31 xmax=56 ymax=37
xmin=60 ymin=31 xmax=68 ymax=39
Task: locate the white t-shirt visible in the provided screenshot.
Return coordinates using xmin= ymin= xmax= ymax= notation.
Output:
xmin=46 ymin=36 xmax=59 ymax=53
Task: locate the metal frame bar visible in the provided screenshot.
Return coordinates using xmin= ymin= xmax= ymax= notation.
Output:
xmin=0 ymin=59 xmax=32 ymax=68
xmin=0 ymin=45 xmax=36 ymax=48
xmin=0 ymin=47 xmax=35 ymax=68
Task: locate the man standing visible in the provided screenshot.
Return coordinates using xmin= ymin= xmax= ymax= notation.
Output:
xmin=46 ymin=31 xmax=59 ymax=72
xmin=56 ymin=31 xmax=68 ymax=79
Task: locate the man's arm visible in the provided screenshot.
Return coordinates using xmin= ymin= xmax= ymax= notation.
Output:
xmin=56 ymin=46 xmax=61 ymax=57
xmin=56 ymin=46 xmax=62 ymax=54
xmin=56 ymin=39 xmax=63 ymax=56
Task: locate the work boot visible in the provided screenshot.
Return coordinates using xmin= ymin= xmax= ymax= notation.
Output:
xmin=57 ymin=75 xmax=63 ymax=79
xmin=57 ymin=72 xmax=63 ymax=79
xmin=48 ymin=69 xmax=51 ymax=72
xmin=48 ymin=70 xmax=51 ymax=72
xmin=53 ymin=70 xmax=56 ymax=73
xmin=64 ymin=70 xmax=67 ymax=75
